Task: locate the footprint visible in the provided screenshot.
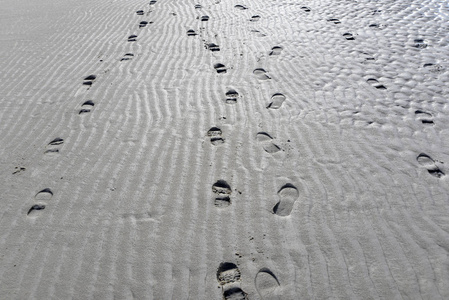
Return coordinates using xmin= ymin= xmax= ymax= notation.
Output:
xmin=251 ymin=30 xmax=266 ymax=37
xmin=28 ymin=188 xmax=53 ymax=217
xmin=250 ymin=15 xmax=261 ymax=22
xmin=195 ymin=4 xmax=202 ymax=9
xmin=269 ymin=46 xmax=283 ymax=56
xmin=266 ymin=93 xmax=285 ymax=109
xmin=253 ymin=68 xmax=271 ymax=80
xmin=223 ymin=287 xmax=248 ymax=300
xmin=79 ymin=100 xmax=94 ymax=114
xmin=273 ymin=183 xmax=299 ymax=216
xmin=187 ymin=29 xmax=197 ymax=36
xmin=343 ymin=33 xmax=355 ymax=40
xmin=206 ymin=43 xmax=220 ymax=51
xmin=120 ymin=53 xmax=134 ymax=61
xmin=423 ymin=63 xmax=443 ymax=73
xmin=414 ymin=39 xmax=427 ymax=48
xmin=212 ymin=180 xmax=231 ymax=207
xmin=136 ymin=10 xmax=144 ymax=15
xmin=83 ymin=74 xmax=96 ymax=86
xmin=217 ymin=262 xmax=241 ymax=285
xmin=139 ymin=21 xmax=148 ymax=28
xmin=149 ymin=0 xmax=157 ymax=4
xmin=417 ymin=153 xmax=445 ymax=178
xmin=45 ymin=138 xmax=64 ymax=154
xmin=327 ymin=18 xmax=341 ymax=24
xmin=369 ymin=23 xmax=385 ymax=29
xmin=201 ymin=16 xmax=209 ymax=21
xmin=256 ymin=132 xmax=280 ymax=154
xmin=225 ymin=89 xmax=239 ymax=104
xmin=128 ymin=35 xmax=137 ymax=42
xmin=207 ymin=127 xmax=225 ymax=145
xmin=255 ymin=268 xmax=281 ymax=300
xmin=366 ymin=78 xmax=386 ymax=90
xmin=415 ymin=110 xmax=434 ymax=124
xmin=235 ymin=5 xmax=248 ymax=10
xmin=301 ymin=6 xmax=311 ymax=12
xmin=214 ymin=63 xmax=227 ymax=74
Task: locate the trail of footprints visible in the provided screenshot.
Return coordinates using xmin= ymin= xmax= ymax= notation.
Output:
xmin=27 ymin=1 xmax=447 ymax=297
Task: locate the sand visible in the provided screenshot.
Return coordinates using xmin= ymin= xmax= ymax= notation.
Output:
xmin=1 ymin=0 xmax=449 ymax=298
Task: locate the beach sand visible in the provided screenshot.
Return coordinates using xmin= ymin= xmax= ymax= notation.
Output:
xmin=1 ymin=0 xmax=449 ymax=298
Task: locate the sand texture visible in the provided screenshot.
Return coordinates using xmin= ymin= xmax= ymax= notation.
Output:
xmin=1 ymin=0 xmax=449 ymax=298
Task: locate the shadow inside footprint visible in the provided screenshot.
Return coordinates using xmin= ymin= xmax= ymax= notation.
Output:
xmin=150 ymin=0 xmax=157 ymax=4
xmin=267 ymin=93 xmax=285 ymax=109
xmin=269 ymin=46 xmax=283 ymax=56
xmin=273 ymin=183 xmax=298 ymax=216
xmin=250 ymin=15 xmax=261 ymax=22
xmin=366 ymin=78 xmax=386 ymax=90
xmin=27 ymin=204 xmax=46 ymax=216
xmin=136 ymin=10 xmax=144 ymax=15
xmin=128 ymin=35 xmax=137 ymax=42
xmin=301 ymin=6 xmax=311 ymax=12
xmin=201 ymin=16 xmax=209 ymax=21
xmin=417 ymin=153 xmax=445 ymax=178
xmin=79 ymin=100 xmax=94 ymax=114
xmin=139 ymin=21 xmax=148 ymax=28
xmin=212 ymin=180 xmax=231 ymax=207
xmin=255 ymin=268 xmax=281 ymax=300
xmin=214 ymin=63 xmax=227 ymax=74
xmin=253 ymin=68 xmax=271 ymax=80
xmin=256 ymin=132 xmax=280 ymax=153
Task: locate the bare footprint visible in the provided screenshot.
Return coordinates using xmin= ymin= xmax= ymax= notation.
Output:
xmin=253 ymin=68 xmax=271 ymax=80
xmin=212 ymin=180 xmax=231 ymax=207
xmin=417 ymin=153 xmax=445 ymax=178
xmin=273 ymin=183 xmax=298 ymax=216
xmin=269 ymin=46 xmax=283 ymax=56
xmin=207 ymin=127 xmax=225 ymax=145
xmin=214 ymin=63 xmax=227 ymax=74
xmin=45 ymin=138 xmax=64 ymax=154
xmin=415 ymin=110 xmax=434 ymax=125
xmin=266 ymin=93 xmax=285 ymax=109
xmin=79 ymin=100 xmax=94 ymax=114
xmin=256 ymin=132 xmax=280 ymax=154
xmin=255 ymin=268 xmax=281 ymax=300
xmin=366 ymin=78 xmax=386 ymax=90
